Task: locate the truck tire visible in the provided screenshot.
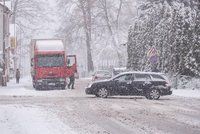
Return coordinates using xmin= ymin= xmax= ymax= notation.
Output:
xmin=61 ymin=85 xmax=66 ymax=90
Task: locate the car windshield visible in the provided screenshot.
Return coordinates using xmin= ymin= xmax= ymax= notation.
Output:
xmin=37 ymin=54 xmax=64 ymax=67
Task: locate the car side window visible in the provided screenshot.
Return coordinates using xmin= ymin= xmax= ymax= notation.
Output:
xmin=114 ymin=74 xmax=132 ymax=82
xmin=151 ymin=74 xmax=165 ymax=81
xmin=134 ymin=74 xmax=151 ymax=81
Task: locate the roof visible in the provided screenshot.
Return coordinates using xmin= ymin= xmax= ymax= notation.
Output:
xmin=35 ymin=40 xmax=64 ymax=52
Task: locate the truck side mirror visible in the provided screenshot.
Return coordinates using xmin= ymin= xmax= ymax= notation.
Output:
xmin=31 ymin=58 xmax=34 ymax=67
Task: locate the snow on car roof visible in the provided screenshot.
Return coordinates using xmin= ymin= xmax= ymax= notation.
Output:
xmin=117 ymin=71 xmax=165 ymax=75
xmin=36 ymin=40 xmax=64 ymax=51
xmin=111 ymin=71 xmax=165 ymax=80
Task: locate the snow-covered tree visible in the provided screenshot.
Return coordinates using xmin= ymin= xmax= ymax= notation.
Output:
xmin=127 ymin=0 xmax=200 ymax=76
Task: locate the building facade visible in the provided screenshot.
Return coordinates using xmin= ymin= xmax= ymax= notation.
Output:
xmin=0 ymin=3 xmax=11 ymax=85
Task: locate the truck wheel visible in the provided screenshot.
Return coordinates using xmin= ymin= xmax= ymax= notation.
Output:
xmin=35 ymin=85 xmax=41 ymax=90
xmin=61 ymin=85 xmax=66 ymax=90
xmin=146 ymin=89 xmax=160 ymax=100
xmin=97 ymin=87 xmax=108 ymax=98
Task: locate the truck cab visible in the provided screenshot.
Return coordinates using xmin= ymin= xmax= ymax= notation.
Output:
xmin=31 ymin=39 xmax=67 ymax=90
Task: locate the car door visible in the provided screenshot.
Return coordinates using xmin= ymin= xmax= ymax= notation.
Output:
xmin=113 ymin=74 xmax=133 ymax=95
xmin=132 ymin=73 xmax=152 ymax=93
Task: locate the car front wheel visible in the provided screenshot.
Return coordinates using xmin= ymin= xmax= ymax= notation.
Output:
xmin=146 ymin=89 xmax=160 ymax=100
xmin=97 ymin=87 xmax=108 ymax=98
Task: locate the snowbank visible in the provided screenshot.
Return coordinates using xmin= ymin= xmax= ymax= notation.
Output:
xmin=173 ymin=89 xmax=200 ymax=98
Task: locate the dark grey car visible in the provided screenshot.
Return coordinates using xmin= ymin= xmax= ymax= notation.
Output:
xmin=86 ymin=71 xmax=172 ymax=100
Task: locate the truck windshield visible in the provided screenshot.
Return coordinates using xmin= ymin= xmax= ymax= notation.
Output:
xmin=37 ymin=54 xmax=64 ymax=67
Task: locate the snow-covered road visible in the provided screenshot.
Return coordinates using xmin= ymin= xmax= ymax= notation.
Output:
xmin=0 ymin=77 xmax=200 ymax=134
xmin=0 ymin=105 xmax=75 ymax=134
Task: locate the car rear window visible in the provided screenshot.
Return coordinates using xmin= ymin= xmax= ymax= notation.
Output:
xmin=151 ymin=74 xmax=165 ymax=81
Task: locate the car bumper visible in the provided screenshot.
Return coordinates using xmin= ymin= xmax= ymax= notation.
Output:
xmin=161 ymin=89 xmax=172 ymax=96
xmin=85 ymin=87 xmax=93 ymax=94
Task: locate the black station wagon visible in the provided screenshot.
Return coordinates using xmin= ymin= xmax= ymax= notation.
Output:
xmin=86 ymin=72 xmax=172 ymax=100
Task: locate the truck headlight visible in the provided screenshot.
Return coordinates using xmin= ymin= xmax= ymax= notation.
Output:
xmin=37 ymin=79 xmax=42 ymax=83
xmin=59 ymin=78 xmax=65 ymax=82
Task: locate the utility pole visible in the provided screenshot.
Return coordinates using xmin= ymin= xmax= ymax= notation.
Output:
xmin=2 ymin=0 xmax=6 ymax=86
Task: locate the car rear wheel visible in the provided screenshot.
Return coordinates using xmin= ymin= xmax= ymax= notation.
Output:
xmin=147 ymin=89 xmax=160 ymax=100
xmin=97 ymin=87 xmax=108 ymax=98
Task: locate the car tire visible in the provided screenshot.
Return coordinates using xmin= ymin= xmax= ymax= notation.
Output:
xmin=146 ymin=89 xmax=160 ymax=100
xmin=97 ymin=87 xmax=108 ymax=98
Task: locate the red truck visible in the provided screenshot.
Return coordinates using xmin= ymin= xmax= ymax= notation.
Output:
xmin=30 ymin=39 xmax=77 ymax=90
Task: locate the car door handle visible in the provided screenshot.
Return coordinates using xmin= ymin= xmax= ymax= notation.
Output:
xmin=127 ymin=81 xmax=132 ymax=85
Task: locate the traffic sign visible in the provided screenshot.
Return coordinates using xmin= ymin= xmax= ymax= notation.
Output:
xmin=147 ymin=46 xmax=159 ymax=64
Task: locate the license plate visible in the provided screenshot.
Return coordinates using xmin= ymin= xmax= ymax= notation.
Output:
xmin=48 ymin=83 xmax=55 ymax=86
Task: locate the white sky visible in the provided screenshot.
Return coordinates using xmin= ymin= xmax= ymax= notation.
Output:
xmin=33 ymin=0 xmax=60 ymax=39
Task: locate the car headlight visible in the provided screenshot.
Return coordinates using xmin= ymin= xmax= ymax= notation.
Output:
xmin=87 ymin=83 xmax=93 ymax=88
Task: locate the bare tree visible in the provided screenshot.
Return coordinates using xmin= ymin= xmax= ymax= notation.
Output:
xmin=97 ymin=0 xmax=124 ymax=66
xmin=12 ymin=0 xmax=48 ymax=33
xmin=56 ymin=0 xmax=137 ymax=70
xmin=79 ymin=0 xmax=94 ymax=72
xmin=57 ymin=0 xmax=94 ymax=73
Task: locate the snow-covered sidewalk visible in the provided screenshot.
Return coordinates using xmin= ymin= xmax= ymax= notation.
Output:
xmin=0 ymin=105 xmax=76 ymax=134
xmin=0 ymin=76 xmax=71 ymax=97
xmin=173 ymin=89 xmax=200 ymax=98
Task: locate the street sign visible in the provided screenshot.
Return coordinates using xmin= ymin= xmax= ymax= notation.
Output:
xmin=147 ymin=46 xmax=158 ymax=64
xmin=10 ymin=37 xmax=17 ymax=49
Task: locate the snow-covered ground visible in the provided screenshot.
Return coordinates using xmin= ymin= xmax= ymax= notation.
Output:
xmin=173 ymin=89 xmax=200 ymax=98
xmin=0 ymin=105 xmax=76 ymax=134
xmin=0 ymin=77 xmax=200 ymax=134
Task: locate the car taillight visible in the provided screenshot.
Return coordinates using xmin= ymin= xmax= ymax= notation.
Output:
xmin=165 ymin=81 xmax=171 ymax=87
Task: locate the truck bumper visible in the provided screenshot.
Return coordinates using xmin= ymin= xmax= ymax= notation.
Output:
xmin=36 ymin=78 xmax=66 ymax=89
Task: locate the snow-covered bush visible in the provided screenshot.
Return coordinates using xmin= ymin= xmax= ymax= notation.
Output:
xmin=170 ymin=75 xmax=200 ymax=90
